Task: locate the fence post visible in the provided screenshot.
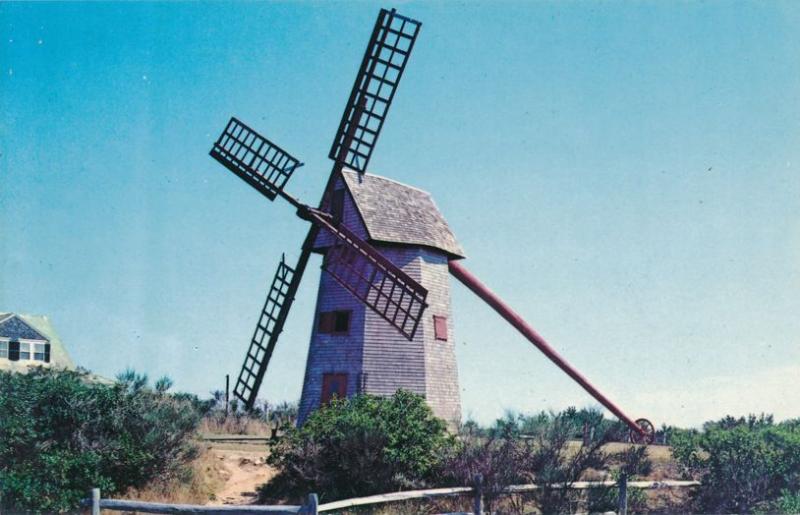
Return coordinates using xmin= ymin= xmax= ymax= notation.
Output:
xmin=91 ymin=488 xmax=100 ymax=515
xmin=617 ymin=473 xmax=627 ymax=515
xmin=306 ymin=493 xmax=318 ymax=515
xmin=473 ymin=474 xmax=483 ymax=515
xmin=225 ymin=374 xmax=230 ymax=418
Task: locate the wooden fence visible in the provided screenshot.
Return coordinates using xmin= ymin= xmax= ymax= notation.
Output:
xmin=83 ymin=476 xmax=699 ymax=515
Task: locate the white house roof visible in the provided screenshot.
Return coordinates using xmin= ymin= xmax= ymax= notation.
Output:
xmin=340 ymin=170 xmax=465 ymax=259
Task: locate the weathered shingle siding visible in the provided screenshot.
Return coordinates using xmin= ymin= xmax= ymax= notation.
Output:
xmin=312 ymin=177 xmax=369 ymax=251
xmin=419 ymin=249 xmax=462 ymax=427
xmin=298 ymin=244 xmax=461 ymax=429
xmin=0 ymin=316 xmax=47 ymax=340
xmin=361 ymin=246 xmax=427 ymax=398
xmin=297 ymin=271 xmax=366 ymax=425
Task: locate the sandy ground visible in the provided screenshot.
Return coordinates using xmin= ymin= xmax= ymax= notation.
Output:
xmin=206 ymin=446 xmax=276 ymax=505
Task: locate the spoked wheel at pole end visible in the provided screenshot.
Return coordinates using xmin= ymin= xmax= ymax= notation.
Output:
xmin=630 ymin=418 xmax=655 ymax=445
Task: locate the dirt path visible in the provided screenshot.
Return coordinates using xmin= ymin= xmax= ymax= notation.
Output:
xmin=206 ymin=447 xmax=276 ymax=505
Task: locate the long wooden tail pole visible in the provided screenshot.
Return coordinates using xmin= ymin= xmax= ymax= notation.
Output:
xmin=448 ymin=260 xmax=647 ymax=438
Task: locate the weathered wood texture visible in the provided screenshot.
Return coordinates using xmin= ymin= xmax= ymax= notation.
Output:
xmin=86 ymin=498 xmax=311 ymax=514
xmin=299 ymin=175 xmax=462 ymax=428
xmin=317 ymin=486 xmax=473 ymax=512
xmin=197 ymin=435 xmax=271 ymax=443
xmin=297 ymin=245 xmax=461 ymax=428
xmin=315 ymin=480 xmax=700 ymax=513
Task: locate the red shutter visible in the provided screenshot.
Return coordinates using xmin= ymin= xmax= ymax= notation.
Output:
xmin=321 ymin=373 xmax=348 ymax=405
xmin=318 ymin=312 xmax=335 ymax=333
xmin=433 ymin=316 xmax=448 ymax=341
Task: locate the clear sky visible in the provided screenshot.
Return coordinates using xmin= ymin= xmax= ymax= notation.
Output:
xmin=2 ymin=1 xmax=799 ymax=428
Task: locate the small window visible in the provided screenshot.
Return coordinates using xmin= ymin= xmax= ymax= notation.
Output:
xmin=334 ymin=311 xmax=350 ymax=333
xmin=0 ymin=341 xmax=7 ymax=359
xmin=318 ymin=310 xmax=351 ymax=335
xmin=331 ymin=189 xmax=345 ymax=224
xmin=19 ymin=342 xmax=31 ymax=360
xmin=34 ymin=343 xmax=46 ymax=362
xmin=433 ymin=316 xmax=448 ymax=341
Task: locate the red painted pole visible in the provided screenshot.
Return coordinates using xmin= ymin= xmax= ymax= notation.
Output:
xmin=448 ymin=260 xmax=646 ymax=437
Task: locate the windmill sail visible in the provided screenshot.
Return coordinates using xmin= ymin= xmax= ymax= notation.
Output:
xmin=210 ymin=117 xmax=302 ymax=201
xmin=234 ymin=252 xmax=306 ymax=408
xmin=329 ymin=9 xmax=421 ymax=173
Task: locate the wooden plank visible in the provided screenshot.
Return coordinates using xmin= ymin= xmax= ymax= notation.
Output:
xmin=318 ymin=487 xmax=472 ymax=512
xmin=317 ymin=481 xmax=700 ymax=512
xmin=198 ymin=435 xmax=271 ymax=443
xmin=505 ymin=480 xmax=700 ymax=492
xmin=97 ymin=500 xmax=301 ymax=514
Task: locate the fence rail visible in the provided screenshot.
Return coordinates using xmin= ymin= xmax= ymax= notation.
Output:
xmin=83 ymin=478 xmax=699 ymax=515
xmin=198 ymin=434 xmax=272 ymax=444
xmin=83 ymin=490 xmax=316 ymax=515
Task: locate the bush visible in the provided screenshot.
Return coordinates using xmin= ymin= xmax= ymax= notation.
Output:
xmin=443 ymin=432 xmax=526 ymax=511
xmin=444 ymin=409 xmax=613 ymax=514
xmin=261 ymin=390 xmax=452 ymax=503
xmin=586 ymin=446 xmax=653 ymax=513
xmin=0 ymin=368 xmax=200 ymax=513
xmin=672 ymin=414 xmax=800 ymax=513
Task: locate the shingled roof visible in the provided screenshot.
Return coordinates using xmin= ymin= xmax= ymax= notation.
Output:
xmin=341 ymin=170 xmax=465 ymax=259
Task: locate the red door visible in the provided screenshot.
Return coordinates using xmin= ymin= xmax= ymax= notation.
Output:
xmin=321 ymin=373 xmax=348 ymax=405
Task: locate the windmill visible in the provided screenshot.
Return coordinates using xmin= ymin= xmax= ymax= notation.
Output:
xmin=206 ymin=8 xmax=655 ymax=443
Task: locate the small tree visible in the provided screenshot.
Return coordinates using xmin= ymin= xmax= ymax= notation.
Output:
xmin=261 ymin=390 xmax=452 ymax=502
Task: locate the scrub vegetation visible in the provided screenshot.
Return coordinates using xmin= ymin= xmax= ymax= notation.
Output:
xmin=3 ymin=368 xmax=800 ymax=514
xmin=0 ymin=368 xmax=200 ymax=513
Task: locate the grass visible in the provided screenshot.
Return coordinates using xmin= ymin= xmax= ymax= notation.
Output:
xmin=198 ymin=415 xmax=274 ymax=436
xmin=110 ymin=445 xmax=227 ymax=510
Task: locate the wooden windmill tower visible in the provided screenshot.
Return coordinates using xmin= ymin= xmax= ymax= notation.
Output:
xmin=299 ymin=170 xmax=464 ymax=425
xmin=205 ymin=8 xmax=656 ymax=443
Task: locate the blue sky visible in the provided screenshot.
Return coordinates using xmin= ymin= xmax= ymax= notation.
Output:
xmin=2 ymin=1 xmax=798 ymax=428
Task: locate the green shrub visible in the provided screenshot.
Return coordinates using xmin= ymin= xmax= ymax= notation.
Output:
xmin=446 ymin=409 xmax=613 ymax=514
xmin=772 ymin=490 xmax=800 ymax=514
xmin=261 ymin=390 xmax=453 ymax=502
xmin=672 ymin=414 xmax=800 ymax=513
xmin=0 ymin=368 xmax=200 ymax=513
